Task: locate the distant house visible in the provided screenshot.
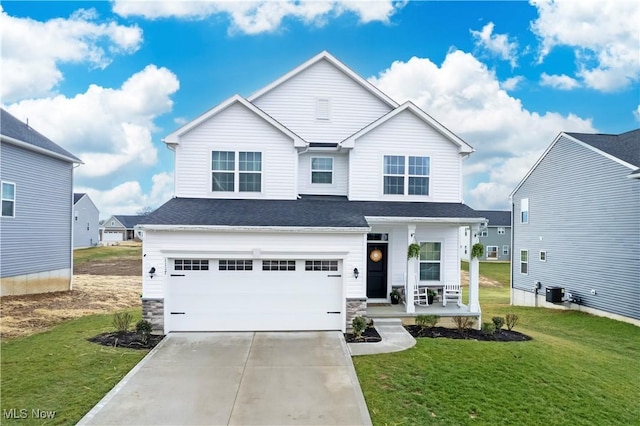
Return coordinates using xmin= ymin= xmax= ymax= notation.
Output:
xmin=73 ymin=193 xmax=99 ymax=248
xmin=101 ymin=215 xmax=145 ymax=242
xmin=511 ymin=130 xmax=640 ymax=326
xmin=1 ymin=108 xmax=82 ymax=296
xmin=460 ymin=211 xmax=510 ymax=261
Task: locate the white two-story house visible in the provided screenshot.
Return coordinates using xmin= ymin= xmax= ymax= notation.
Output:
xmin=138 ymin=52 xmax=487 ymax=333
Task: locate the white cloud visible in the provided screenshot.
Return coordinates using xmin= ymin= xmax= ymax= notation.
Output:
xmin=112 ymin=0 xmax=404 ymax=34
xmin=369 ymin=50 xmax=595 ymax=209
xmin=78 ymin=172 xmax=174 ymax=219
xmin=0 ymin=5 xmax=142 ymax=102
xmin=531 ymin=0 xmax=640 ymax=92
xmin=540 ymin=73 xmax=581 ymax=90
xmin=470 ymin=22 xmax=518 ymax=67
xmin=501 ymin=76 xmax=524 ymax=91
xmin=4 ymin=65 xmax=179 ymax=179
xmin=634 ymin=105 xmax=640 ymax=122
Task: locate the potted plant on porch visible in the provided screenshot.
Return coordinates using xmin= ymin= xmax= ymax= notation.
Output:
xmin=390 ymin=288 xmax=402 ymax=305
xmin=427 ymin=289 xmax=436 ymax=305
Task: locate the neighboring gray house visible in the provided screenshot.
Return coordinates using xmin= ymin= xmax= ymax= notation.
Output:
xmin=1 ymin=109 xmax=81 ymax=296
xmin=73 ymin=193 xmax=99 ymax=248
xmin=459 ymin=210 xmax=510 ymax=261
xmin=510 ymin=129 xmax=640 ymax=326
xmin=101 ymin=215 xmax=145 ymax=242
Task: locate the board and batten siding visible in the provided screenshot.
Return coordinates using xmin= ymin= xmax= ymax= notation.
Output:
xmin=349 ymin=110 xmax=463 ymax=202
xmin=174 ymin=102 xmax=298 ymax=199
xmin=142 ymin=230 xmax=365 ymax=299
xmin=512 ymin=135 xmax=640 ymax=320
xmin=253 ymin=59 xmax=392 ymax=144
xmin=0 ymin=143 xmax=73 ymax=277
xmin=297 ymin=152 xmax=348 ymax=196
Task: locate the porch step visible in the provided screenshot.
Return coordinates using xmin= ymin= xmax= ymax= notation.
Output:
xmin=370 ymin=317 xmax=403 ymax=326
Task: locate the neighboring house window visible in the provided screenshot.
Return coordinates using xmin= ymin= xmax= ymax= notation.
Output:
xmin=1 ymin=182 xmax=15 ymax=218
xmin=383 ymin=155 xmax=430 ymax=195
xmin=502 ymin=245 xmax=509 ymax=256
xmin=497 ymin=227 xmax=505 ymax=234
xmin=464 ymin=228 xmax=468 ymax=236
xmin=521 ymin=198 xmax=529 ymax=224
xmin=539 ymin=251 xmax=547 ymax=262
xmin=111 ymin=220 xmax=115 ymax=226
xmin=75 ymin=211 xmax=78 ymax=221
xmin=305 ymin=260 xmax=338 ymax=271
xmin=481 ymin=229 xmax=488 ymax=237
xmin=316 ymin=98 xmax=330 ymax=120
xmin=311 ymin=158 xmax=333 ymax=184
xmin=263 ymin=260 xmax=296 ymax=271
xmin=212 ymin=151 xmax=262 ymax=192
xmin=419 ymin=242 xmax=441 ymax=281
xmin=175 ymin=259 xmax=209 ymax=271
xmin=219 ymin=260 xmax=253 ymax=271
xmin=87 ymin=222 xmax=90 ymax=231
xmin=486 ymin=246 xmax=498 ymax=259
xmin=520 ymin=250 xmax=528 ymax=274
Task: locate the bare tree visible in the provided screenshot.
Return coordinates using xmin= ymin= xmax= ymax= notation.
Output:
xmin=137 ymin=206 xmax=155 ymax=216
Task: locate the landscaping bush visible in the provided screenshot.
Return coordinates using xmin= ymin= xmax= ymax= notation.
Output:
xmin=452 ymin=316 xmax=475 ymax=333
xmin=416 ymin=315 xmax=439 ymax=328
xmin=492 ymin=316 xmax=505 ymax=331
xmin=352 ymin=316 xmax=367 ymax=339
xmin=482 ymin=322 xmax=496 ymax=336
xmin=506 ymin=313 xmax=519 ymax=331
xmin=136 ymin=320 xmax=153 ymax=344
xmin=112 ymin=312 xmax=133 ymax=334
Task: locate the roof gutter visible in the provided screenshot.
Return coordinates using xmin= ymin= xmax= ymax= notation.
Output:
xmin=136 ymin=224 xmax=371 ymax=233
xmin=365 ymin=216 xmax=487 ymax=225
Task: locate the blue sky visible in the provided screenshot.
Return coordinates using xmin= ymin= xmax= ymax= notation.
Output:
xmin=2 ymin=1 xmax=638 ymax=218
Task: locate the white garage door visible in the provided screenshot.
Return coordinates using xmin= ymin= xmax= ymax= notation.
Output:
xmin=167 ymin=258 xmax=343 ymax=332
xmin=102 ymin=231 xmax=123 ymax=242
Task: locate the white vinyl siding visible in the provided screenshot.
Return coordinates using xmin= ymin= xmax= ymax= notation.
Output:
xmin=252 ymin=59 xmax=391 ymax=144
xmin=349 ymin=110 xmax=462 ymax=202
xmin=174 ymin=102 xmax=297 ymax=199
xmin=298 ymin=153 xmax=348 ymax=196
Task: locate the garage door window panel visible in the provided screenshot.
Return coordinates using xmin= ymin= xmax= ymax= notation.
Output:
xmin=175 ymin=259 xmax=209 ymax=271
xmin=263 ymin=260 xmax=296 ymax=271
xmin=305 ymin=260 xmax=338 ymax=271
xmin=219 ymin=260 xmax=253 ymax=271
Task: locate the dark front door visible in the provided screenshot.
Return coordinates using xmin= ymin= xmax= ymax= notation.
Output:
xmin=366 ymin=244 xmax=388 ymax=298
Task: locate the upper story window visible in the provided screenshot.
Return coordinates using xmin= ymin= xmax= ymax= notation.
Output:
xmin=316 ymin=98 xmax=330 ymax=120
xmin=311 ymin=157 xmax=333 ymax=184
xmin=1 ymin=182 xmax=15 ymax=218
xmin=212 ymin=151 xmax=262 ymax=192
xmin=521 ymin=198 xmax=529 ymax=224
xmin=497 ymin=227 xmax=505 ymax=234
xmin=480 ymin=229 xmax=488 ymax=237
xmin=383 ymin=155 xmax=430 ymax=196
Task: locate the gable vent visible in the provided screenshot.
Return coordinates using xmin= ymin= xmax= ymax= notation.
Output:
xmin=316 ymin=98 xmax=330 ymax=120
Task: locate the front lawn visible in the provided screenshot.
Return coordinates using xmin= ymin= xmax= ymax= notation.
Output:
xmin=0 ymin=309 xmax=148 ymax=425
xmin=355 ymin=262 xmax=640 ymax=425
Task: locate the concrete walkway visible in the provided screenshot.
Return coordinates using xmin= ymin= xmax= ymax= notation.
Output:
xmin=79 ymin=332 xmax=371 ymax=425
xmin=347 ymin=318 xmax=416 ymax=356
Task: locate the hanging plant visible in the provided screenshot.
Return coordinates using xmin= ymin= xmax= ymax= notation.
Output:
xmin=471 ymin=243 xmax=484 ymax=259
xmin=407 ymin=243 xmax=421 ymax=259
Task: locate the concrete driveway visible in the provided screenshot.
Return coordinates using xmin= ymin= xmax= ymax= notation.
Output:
xmin=78 ymin=332 xmax=372 ymax=425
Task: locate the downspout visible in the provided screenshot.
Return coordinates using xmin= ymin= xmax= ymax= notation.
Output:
xmin=509 ymin=198 xmax=515 ymax=307
xmin=70 ymin=162 xmax=81 ymax=291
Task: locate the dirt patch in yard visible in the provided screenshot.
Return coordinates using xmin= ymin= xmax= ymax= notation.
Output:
xmin=74 ymin=258 xmax=142 ymax=276
xmin=461 ymin=270 xmax=502 ymax=287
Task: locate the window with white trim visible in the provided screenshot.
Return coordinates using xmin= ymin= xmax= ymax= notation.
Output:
xmin=520 ymin=250 xmax=528 ymax=274
xmin=481 ymin=229 xmax=488 ymax=237
xmin=521 ymin=198 xmax=529 ymax=224
xmin=175 ymin=259 xmax=209 ymax=271
xmin=311 ymin=158 xmax=333 ymax=184
xmin=212 ymin=151 xmax=262 ymax=192
xmin=219 ymin=260 xmax=253 ymax=271
xmin=1 ymin=181 xmax=15 ymax=218
xmin=486 ymin=246 xmax=498 ymax=259
xmin=539 ymin=251 xmax=547 ymax=262
xmin=262 ymin=260 xmax=296 ymax=271
xmin=502 ymin=245 xmax=509 ymax=256
xmin=305 ymin=260 xmax=338 ymax=271
xmin=419 ymin=242 xmax=441 ymax=281
xmin=497 ymin=227 xmax=505 ymax=234
xmin=316 ymin=98 xmax=330 ymax=120
xmin=383 ymin=155 xmax=430 ymax=195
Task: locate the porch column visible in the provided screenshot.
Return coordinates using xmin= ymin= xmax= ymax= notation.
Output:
xmin=468 ymin=224 xmax=481 ymax=319
xmin=406 ymin=225 xmax=416 ymax=314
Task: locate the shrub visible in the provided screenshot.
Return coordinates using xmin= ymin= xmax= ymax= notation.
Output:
xmin=452 ymin=316 xmax=475 ymax=333
xmin=416 ymin=315 xmax=439 ymax=328
xmin=136 ymin=320 xmax=153 ymax=344
xmin=352 ymin=316 xmax=367 ymax=339
xmin=492 ymin=316 xmax=505 ymax=332
xmin=112 ymin=312 xmax=133 ymax=334
xmin=505 ymin=313 xmax=519 ymax=331
xmin=482 ymin=322 xmax=496 ymax=336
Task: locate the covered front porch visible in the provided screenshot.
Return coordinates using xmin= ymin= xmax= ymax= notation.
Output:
xmin=366 ymin=297 xmax=479 ymax=319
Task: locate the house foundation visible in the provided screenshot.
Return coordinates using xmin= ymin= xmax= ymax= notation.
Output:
xmin=142 ymin=298 xmax=165 ymax=332
xmin=0 ymin=268 xmax=72 ymax=296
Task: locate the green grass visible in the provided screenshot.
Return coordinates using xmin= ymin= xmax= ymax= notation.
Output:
xmin=74 ymin=245 xmax=141 ymax=265
xmin=461 ymin=260 xmax=511 ymax=286
xmin=0 ymin=309 xmax=148 ymax=425
xmin=355 ymin=264 xmax=640 ymax=425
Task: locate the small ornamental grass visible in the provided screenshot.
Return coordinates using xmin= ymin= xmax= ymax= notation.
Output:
xmin=505 ymin=313 xmax=519 ymax=331
xmin=351 ymin=316 xmax=367 ymax=340
xmin=415 ymin=315 xmax=439 ymax=328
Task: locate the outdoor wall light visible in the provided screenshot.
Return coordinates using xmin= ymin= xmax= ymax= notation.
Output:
xmin=353 ymin=267 xmax=359 ymax=279
xmin=148 ymin=267 xmax=156 ymax=279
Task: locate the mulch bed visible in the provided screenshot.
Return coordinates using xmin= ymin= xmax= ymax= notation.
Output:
xmin=88 ymin=332 xmax=164 ymax=350
xmin=344 ymin=326 xmax=382 ymax=343
xmin=405 ymin=325 xmax=532 ymax=341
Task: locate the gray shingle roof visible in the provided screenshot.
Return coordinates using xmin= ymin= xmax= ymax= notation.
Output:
xmin=472 ymin=210 xmax=510 ymax=227
xmin=566 ymin=129 xmax=640 ymax=168
xmin=114 ymin=215 xmax=147 ymax=229
xmin=139 ymin=197 xmax=484 ymax=228
xmin=73 ymin=193 xmax=86 ymax=204
xmin=1 ymin=108 xmax=81 ymax=162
